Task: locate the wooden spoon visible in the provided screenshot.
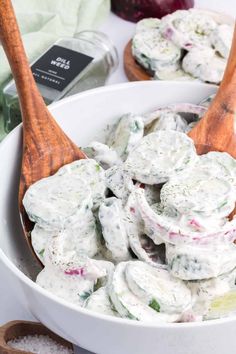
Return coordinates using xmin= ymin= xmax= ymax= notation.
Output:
xmin=0 ymin=320 xmax=74 ymax=354
xmin=0 ymin=0 xmax=85 ymax=262
xmin=188 ymin=24 xmax=236 ymax=157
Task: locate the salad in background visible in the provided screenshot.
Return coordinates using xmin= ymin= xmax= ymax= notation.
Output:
xmin=130 ymin=9 xmax=234 ymax=84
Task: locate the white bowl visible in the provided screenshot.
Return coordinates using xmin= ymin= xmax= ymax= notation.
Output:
xmin=2 ymin=81 xmax=235 ymax=354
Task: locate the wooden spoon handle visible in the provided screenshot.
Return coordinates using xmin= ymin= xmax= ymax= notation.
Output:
xmin=189 ymin=23 xmax=236 ymax=156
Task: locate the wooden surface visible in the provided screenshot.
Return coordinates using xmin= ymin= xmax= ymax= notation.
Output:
xmin=0 ymin=320 xmax=74 ymax=354
xmin=0 ymin=0 xmax=85 ymax=264
xmin=188 ymin=24 xmax=236 ymax=157
xmin=124 ymin=40 xmax=151 ymax=82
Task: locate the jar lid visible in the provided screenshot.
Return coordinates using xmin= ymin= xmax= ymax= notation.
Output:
xmin=74 ymin=30 xmax=119 ymax=73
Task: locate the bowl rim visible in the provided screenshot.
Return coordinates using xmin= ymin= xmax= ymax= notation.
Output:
xmin=1 ymin=80 xmax=234 ymax=330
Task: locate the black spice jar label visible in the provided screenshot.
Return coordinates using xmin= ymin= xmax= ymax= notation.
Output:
xmin=31 ymin=45 xmax=94 ymax=92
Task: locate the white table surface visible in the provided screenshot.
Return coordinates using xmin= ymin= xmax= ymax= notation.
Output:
xmin=0 ymin=1 xmax=235 ymax=353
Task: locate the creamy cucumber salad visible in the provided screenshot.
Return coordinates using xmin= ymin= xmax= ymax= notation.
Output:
xmin=132 ymin=9 xmax=234 ymax=84
xmin=23 ymin=97 xmax=236 ymax=323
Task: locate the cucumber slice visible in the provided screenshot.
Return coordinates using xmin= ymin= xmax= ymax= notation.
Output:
xmin=188 ymin=273 xmax=234 ymax=319
xmin=36 ymin=266 xmax=95 ymax=306
xmin=109 ymin=262 xmax=180 ymax=322
xmin=56 ymin=159 xmax=106 ymax=210
xmin=46 ymin=232 xmax=113 ymax=282
xmin=132 ymin=29 xmax=181 ymax=73
xmin=135 ymin=18 xmax=161 ymax=33
xmin=84 ymin=141 xmax=122 ymax=169
xmin=135 ymin=187 xmax=236 ymax=245
xmin=202 ymin=152 xmax=236 ymax=189
xmin=107 ymin=113 xmax=144 ymax=161
xmin=105 ymin=165 xmax=134 ymax=203
xmin=31 ymin=211 xmax=98 ymax=264
xmin=210 ymin=24 xmax=234 ymax=59
xmin=31 ymin=224 xmax=53 ymax=264
xmin=205 ymin=290 xmax=236 ymax=320
xmin=182 ymin=47 xmax=226 ymax=84
xmin=125 ymin=193 xmax=166 ymax=267
xmin=161 ymin=168 xmax=234 ymax=217
xmin=145 ymin=111 xmax=188 ymax=134
xmin=23 ymin=173 xmax=92 ymax=230
xmin=144 ymin=184 xmax=161 ymax=206
xmin=125 ymin=261 xmax=191 ymax=314
xmin=124 ymin=131 xmax=197 ymax=184
xmin=166 ymin=242 xmax=236 ymax=280
xmin=143 ymin=103 xmax=206 ymax=126
xmin=98 ymin=197 xmax=131 ymax=262
xmin=32 ymin=212 xmax=99 ymax=265
xmin=85 ymin=287 xmax=119 ymax=317
xmin=160 ymin=9 xmax=217 ymax=50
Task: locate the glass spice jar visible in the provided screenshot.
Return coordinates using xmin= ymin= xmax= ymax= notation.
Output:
xmin=111 ymin=0 xmax=194 ymax=22
xmin=2 ymin=31 xmax=118 ymax=133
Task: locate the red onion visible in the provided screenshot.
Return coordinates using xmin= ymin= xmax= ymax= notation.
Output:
xmin=111 ymin=0 xmax=194 ymax=22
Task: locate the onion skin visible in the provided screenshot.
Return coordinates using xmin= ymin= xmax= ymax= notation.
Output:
xmin=111 ymin=0 xmax=194 ymax=22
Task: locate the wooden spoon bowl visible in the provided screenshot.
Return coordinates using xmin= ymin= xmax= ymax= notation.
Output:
xmin=0 ymin=321 xmax=74 ymax=354
xmin=0 ymin=0 xmax=85 ymax=264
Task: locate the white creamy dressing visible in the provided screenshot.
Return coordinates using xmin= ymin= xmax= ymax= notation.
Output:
xmin=23 ymin=105 xmax=236 ymax=322
xmin=182 ymin=47 xmax=226 ymax=84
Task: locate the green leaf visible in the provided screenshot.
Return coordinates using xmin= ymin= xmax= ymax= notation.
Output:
xmin=149 ymin=299 xmax=160 ymax=312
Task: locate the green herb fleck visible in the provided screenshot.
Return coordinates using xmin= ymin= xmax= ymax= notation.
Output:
xmin=96 ymin=164 xmax=101 ymax=172
xmin=149 ymin=299 xmax=160 ymax=312
xmin=38 ymin=249 xmax=45 ymax=258
xmin=80 ymin=291 xmax=92 ymax=301
xmin=218 ymin=201 xmax=227 ymax=210
xmin=131 ymin=120 xmax=141 ymax=133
